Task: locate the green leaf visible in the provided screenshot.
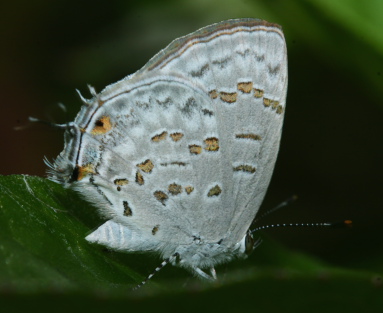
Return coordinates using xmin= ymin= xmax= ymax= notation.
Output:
xmin=0 ymin=175 xmax=140 ymax=292
xmin=0 ymin=175 xmax=382 ymax=312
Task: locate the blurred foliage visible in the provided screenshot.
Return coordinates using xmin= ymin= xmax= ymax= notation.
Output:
xmin=0 ymin=175 xmax=382 ymax=312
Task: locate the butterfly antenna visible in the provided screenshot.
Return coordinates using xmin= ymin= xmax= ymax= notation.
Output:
xmin=251 ymin=195 xmax=298 ymax=226
xmin=251 ymin=220 xmax=352 ymax=234
xmin=133 ymin=253 xmax=179 ymax=291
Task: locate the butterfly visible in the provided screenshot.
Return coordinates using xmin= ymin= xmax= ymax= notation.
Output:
xmin=47 ymin=18 xmax=288 ymax=288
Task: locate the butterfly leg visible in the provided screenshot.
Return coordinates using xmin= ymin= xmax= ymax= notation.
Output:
xmin=210 ymin=267 xmax=217 ymax=280
xmin=194 ymin=267 xmax=217 ymax=280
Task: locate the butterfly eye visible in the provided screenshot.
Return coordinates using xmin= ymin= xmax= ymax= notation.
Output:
xmin=244 ymin=232 xmax=255 ymax=255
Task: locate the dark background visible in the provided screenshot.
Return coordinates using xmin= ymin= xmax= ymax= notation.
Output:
xmin=1 ymin=0 xmax=382 ymax=276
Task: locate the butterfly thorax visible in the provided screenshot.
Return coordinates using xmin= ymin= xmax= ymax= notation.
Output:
xmin=169 ymin=232 xmax=248 ymax=276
